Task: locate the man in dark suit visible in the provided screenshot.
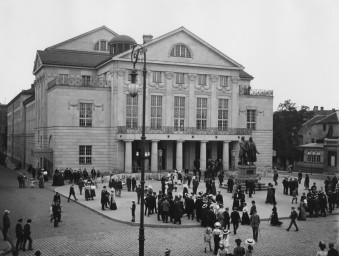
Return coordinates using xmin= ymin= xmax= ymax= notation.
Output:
xmin=15 ymin=218 xmax=23 ymax=251
xmin=286 ymin=207 xmax=299 ymax=232
xmin=250 ymin=200 xmax=257 ymax=216
xmin=52 ymin=201 xmax=62 ymax=227
xmin=230 ymin=208 xmax=241 ymax=234
xmin=22 ymin=219 xmax=33 ymax=251
xmin=2 ymin=210 xmax=10 ymax=241
xmin=53 ymin=192 xmax=61 ymax=203
xmin=222 ymin=207 xmax=230 ymax=230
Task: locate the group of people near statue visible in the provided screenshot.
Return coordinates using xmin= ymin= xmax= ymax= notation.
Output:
xmin=16 ymin=171 xmax=45 ymax=189
xmin=52 ymin=167 xmax=102 ymax=186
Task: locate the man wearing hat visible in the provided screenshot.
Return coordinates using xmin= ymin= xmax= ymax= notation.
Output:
xmin=23 ymin=219 xmax=33 ymax=251
xmin=216 ymin=191 xmax=223 ymax=205
xmin=15 ymin=218 xmax=24 ymax=251
xmin=212 ymin=222 xmax=222 ymax=255
xmin=286 ymin=207 xmax=299 ymax=232
xmin=195 ymin=194 xmax=203 ymax=222
xmin=230 ymin=208 xmax=241 ymax=235
xmin=2 ymin=210 xmax=10 ymax=241
xmin=250 ymin=210 xmax=260 ymax=242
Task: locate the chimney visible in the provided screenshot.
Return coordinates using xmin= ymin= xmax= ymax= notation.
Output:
xmin=320 ymin=106 xmax=324 ymax=111
xmin=313 ymin=106 xmax=318 ymax=111
xmin=143 ymin=34 xmax=153 ymax=44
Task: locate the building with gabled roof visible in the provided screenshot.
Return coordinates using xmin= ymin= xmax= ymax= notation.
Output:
xmin=8 ymin=26 xmax=273 ymax=173
xmin=296 ymin=110 xmax=339 ymax=174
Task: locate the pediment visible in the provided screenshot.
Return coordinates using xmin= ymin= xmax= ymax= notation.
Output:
xmin=32 ymin=52 xmax=42 ymax=74
xmin=115 ymin=27 xmax=243 ymax=69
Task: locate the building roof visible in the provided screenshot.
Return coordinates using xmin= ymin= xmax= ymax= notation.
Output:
xmin=298 ymin=143 xmax=324 ymax=149
xmin=302 ymin=115 xmax=327 ymax=126
xmin=239 ymin=70 xmax=254 ymax=80
xmin=7 ymin=87 xmax=35 ymax=107
xmin=37 ymin=49 xmax=112 ymax=69
xmin=316 ymin=111 xmax=339 ymax=124
xmin=108 ymin=35 xmax=136 ymax=45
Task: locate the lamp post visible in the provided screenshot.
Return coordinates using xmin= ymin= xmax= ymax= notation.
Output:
xmin=128 ymin=44 xmax=147 ymax=256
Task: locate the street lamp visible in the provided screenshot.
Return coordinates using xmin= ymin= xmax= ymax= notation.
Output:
xmin=128 ymin=43 xmax=147 ymax=256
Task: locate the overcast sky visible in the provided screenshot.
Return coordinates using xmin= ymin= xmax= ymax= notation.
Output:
xmin=0 ymin=0 xmax=338 ymax=111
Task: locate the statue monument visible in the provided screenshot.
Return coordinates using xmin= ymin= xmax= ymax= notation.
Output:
xmin=237 ymin=136 xmax=259 ymax=181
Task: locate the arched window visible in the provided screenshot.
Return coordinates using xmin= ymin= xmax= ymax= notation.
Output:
xmin=94 ymin=40 xmax=108 ymax=52
xmin=170 ymin=44 xmax=191 ymax=58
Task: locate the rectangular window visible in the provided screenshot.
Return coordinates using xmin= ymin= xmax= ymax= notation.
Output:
xmin=100 ymin=41 xmax=106 ymax=51
xmin=176 ymin=73 xmax=184 ymax=84
xmin=198 ymin=74 xmax=207 ymax=85
xmin=247 ymin=109 xmax=256 ymax=130
xmin=153 ymin=71 xmax=162 ymax=83
xmin=82 ymin=75 xmax=91 ymax=86
xmin=59 ymin=74 xmax=68 ymax=84
xmin=126 ymin=95 xmax=138 ymax=129
xmin=79 ymin=145 xmax=92 ymax=164
xmin=174 ymin=96 xmax=185 ymax=131
xmin=220 ymin=76 xmax=228 ymax=86
xmin=316 ymin=153 xmax=321 ymax=162
xmin=196 ymin=97 xmax=207 ymax=130
xmin=150 ymin=95 xmax=162 ymax=129
xmin=79 ymin=103 xmax=93 ymax=127
xmin=218 ymin=99 xmax=228 ymax=131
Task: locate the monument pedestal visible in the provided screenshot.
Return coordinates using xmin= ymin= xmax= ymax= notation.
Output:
xmin=235 ymin=165 xmax=257 ymax=182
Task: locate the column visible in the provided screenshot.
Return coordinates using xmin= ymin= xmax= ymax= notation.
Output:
xmin=124 ymin=140 xmax=133 ymax=173
xmin=176 ymin=140 xmax=184 ymax=172
xmin=151 ymin=140 xmax=159 ymax=173
xmin=223 ymin=141 xmax=230 ymax=171
xmin=166 ymin=141 xmax=174 ymax=170
xmin=200 ymin=140 xmax=208 ymax=171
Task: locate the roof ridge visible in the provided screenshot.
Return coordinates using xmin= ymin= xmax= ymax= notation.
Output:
xmin=39 ymin=49 xmax=110 ymax=56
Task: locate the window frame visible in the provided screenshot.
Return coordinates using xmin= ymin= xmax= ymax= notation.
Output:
xmin=217 ymin=99 xmax=229 ymax=131
xmin=174 ymin=96 xmax=185 ymax=131
xmin=176 ymin=73 xmax=185 ymax=84
xmin=79 ymin=145 xmax=92 ymax=165
xmin=82 ymin=75 xmax=91 ymax=86
xmin=246 ymin=109 xmax=256 ymax=130
xmin=170 ymin=44 xmax=192 ymax=58
xmin=79 ymin=103 xmax=93 ymax=127
xmin=150 ymin=95 xmax=162 ymax=130
xmin=196 ymin=97 xmax=207 ymax=130
xmin=59 ymin=74 xmax=69 ymax=84
xmin=198 ymin=74 xmax=207 ymax=85
xmin=220 ymin=76 xmax=228 ymax=87
xmin=153 ymin=71 xmax=162 ymax=83
xmin=126 ymin=95 xmax=138 ymax=129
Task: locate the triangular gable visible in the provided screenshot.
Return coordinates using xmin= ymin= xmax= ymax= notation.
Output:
xmin=316 ymin=111 xmax=339 ymax=124
xmin=33 ymin=52 xmax=42 ymax=74
xmin=46 ymin=26 xmax=118 ymax=52
xmin=114 ymin=26 xmax=244 ymax=70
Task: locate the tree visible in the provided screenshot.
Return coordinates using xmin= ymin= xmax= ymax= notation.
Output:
xmin=273 ymin=100 xmax=309 ymax=169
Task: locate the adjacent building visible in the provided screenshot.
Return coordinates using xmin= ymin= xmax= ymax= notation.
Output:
xmin=7 ymin=26 xmax=273 ymax=173
xmin=296 ymin=110 xmax=339 ymax=174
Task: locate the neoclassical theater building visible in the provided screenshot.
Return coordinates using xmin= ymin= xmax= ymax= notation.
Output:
xmin=7 ymin=26 xmax=273 ymax=173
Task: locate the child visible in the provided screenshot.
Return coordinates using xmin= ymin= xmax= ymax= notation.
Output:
xmin=245 ymin=238 xmax=255 ymax=256
xmin=292 ymin=189 xmax=298 ymax=204
xmin=30 ymin=178 xmax=35 ymax=188
xmin=204 ymin=227 xmax=213 ymax=253
xmin=131 ymin=200 xmax=136 ymax=222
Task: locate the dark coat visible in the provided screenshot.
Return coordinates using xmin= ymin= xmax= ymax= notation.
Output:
xmin=3 ymin=213 xmax=10 ymax=228
xmin=23 ymin=223 xmax=31 ymax=237
xmin=15 ymin=222 xmax=23 ymax=238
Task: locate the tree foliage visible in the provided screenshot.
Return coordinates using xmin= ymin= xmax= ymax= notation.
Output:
xmin=273 ymin=100 xmax=310 ymax=167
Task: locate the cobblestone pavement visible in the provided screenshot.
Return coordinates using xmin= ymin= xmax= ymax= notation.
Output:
xmin=0 ymin=165 xmax=338 ymax=256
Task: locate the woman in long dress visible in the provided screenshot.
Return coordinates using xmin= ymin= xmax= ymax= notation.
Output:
xmin=265 ymin=183 xmax=275 ymax=204
xmin=298 ymin=201 xmax=307 ymax=220
xmin=270 ymin=202 xmax=282 ymax=226
xmin=110 ymin=189 xmax=117 ymax=210
xmin=241 ymin=203 xmax=250 ymax=225
xmin=39 ymin=176 xmax=44 ymax=188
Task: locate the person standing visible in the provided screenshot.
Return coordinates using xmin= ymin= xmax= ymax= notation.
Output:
xmin=286 ymin=207 xmax=299 ymax=232
xmin=126 ymin=176 xmax=132 ymax=192
xmin=233 ymin=238 xmax=246 ymax=256
xmin=22 ymin=219 xmax=33 ymax=251
xmin=304 ymin=174 xmax=310 ymax=190
xmin=273 ymin=170 xmax=279 ymax=186
xmin=222 ymin=207 xmax=230 ymax=230
xmin=109 ymin=189 xmax=117 ymax=210
xmin=230 ymin=208 xmax=241 ymax=235
xmin=52 ymin=201 xmax=62 ymax=227
xmin=250 ymin=211 xmax=260 ymax=242
xmin=101 ymin=186 xmax=109 ymax=210
xmin=282 ymin=177 xmax=289 ymax=195
xmin=328 ymin=242 xmax=339 ymax=256
xmin=15 ymin=218 xmax=24 ymax=251
xmin=136 ymin=184 xmax=141 ymax=204
xmin=2 ymin=210 xmax=10 ymax=241
xmin=161 ymin=197 xmax=170 ymax=223
xmin=78 ymin=178 xmax=85 ymax=195
xmin=68 ymin=184 xmax=78 ymax=202
xmin=212 ymin=222 xmax=222 ymax=255
xmin=131 ymin=177 xmax=137 ymax=192
xmin=131 ymin=200 xmax=136 ymax=222
xmin=249 ymin=201 xmax=256 ymax=216
xmin=298 ymin=171 xmax=303 ymax=184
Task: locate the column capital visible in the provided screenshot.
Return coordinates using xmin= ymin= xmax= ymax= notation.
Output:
xmin=177 ymin=140 xmax=185 ymax=143
xmin=151 ymin=139 xmax=160 ymax=142
xmin=223 ymin=140 xmax=231 ymax=143
xmin=200 ymin=140 xmax=209 ymax=143
xmin=124 ymin=139 xmax=134 ymax=142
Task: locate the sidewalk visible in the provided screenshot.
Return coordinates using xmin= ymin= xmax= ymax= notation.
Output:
xmin=50 ymin=175 xmax=339 ymax=227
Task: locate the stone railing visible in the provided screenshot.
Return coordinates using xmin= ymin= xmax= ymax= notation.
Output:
xmin=48 ymin=77 xmax=111 ymax=89
xmin=239 ymin=85 xmax=273 ymax=97
xmin=117 ymin=126 xmax=252 ymax=135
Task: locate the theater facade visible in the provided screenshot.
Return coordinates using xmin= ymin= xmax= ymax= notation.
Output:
xmin=8 ymin=26 xmax=273 ymax=173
